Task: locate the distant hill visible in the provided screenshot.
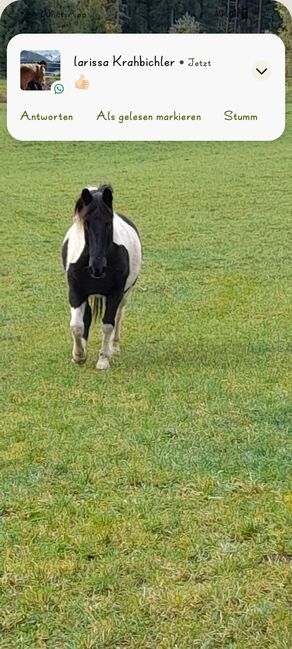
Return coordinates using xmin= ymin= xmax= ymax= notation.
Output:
xmin=20 ymin=50 xmax=60 ymax=74
xmin=35 ymin=50 xmax=60 ymax=62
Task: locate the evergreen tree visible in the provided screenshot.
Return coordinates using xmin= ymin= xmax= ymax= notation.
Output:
xmin=76 ymin=0 xmax=107 ymax=33
xmin=217 ymin=0 xmax=281 ymax=34
xmin=195 ymin=0 xmax=218 ymax=32
xmin=149 ymin=0 xmax=176 ymax=33
xmin=123 ymin=0 xmax=149 ymax=33
xmin=43 ymin=0 xmax=78 ymax=33
xmin=169 ymin=12 xmax=201 ymax=33
xmin=107 ymin=0 xmax=128 ymax=32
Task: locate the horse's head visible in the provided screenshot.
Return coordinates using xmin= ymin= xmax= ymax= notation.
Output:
xmin=36 ymin=62 xmax=46 ymax=85
xmin=75 ymin=185 xmax=114 ymax=279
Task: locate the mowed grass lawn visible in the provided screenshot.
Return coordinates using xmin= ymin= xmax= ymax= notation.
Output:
xmin=0 ymin=97 xmax=291 ymax=648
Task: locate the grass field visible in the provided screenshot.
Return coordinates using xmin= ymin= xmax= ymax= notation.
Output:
xmin=0 ymin=95 xmax=292 ymax=648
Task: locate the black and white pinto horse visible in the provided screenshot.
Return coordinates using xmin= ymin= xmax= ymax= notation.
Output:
xmin=62 ymin=185 xmax=142 ymax=370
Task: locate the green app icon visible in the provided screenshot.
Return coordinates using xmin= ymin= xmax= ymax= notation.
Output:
xmin=54 ymin=83 xmax=64 ymax=95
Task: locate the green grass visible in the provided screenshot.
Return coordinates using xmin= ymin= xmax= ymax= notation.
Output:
xmin=0 ymin=80 xmax=7 ymax=103
xmin=0 ymin=99 xmax=292 ymax=648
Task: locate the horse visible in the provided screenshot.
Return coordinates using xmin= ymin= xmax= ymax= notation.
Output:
xmin=20 ymin=61 xmax=46 ymax=90
xmin=62 ymin=185 xmax=142 ymax=370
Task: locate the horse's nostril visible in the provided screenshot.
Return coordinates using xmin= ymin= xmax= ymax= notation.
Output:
xmin=91 ymin=268 xmax=104 ymax=279
xmin=89 ymin=261 xmax=106 ymax=279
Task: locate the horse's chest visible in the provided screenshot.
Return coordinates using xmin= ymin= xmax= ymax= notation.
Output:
xmin=81 ymin=267 xmax=123 ymax=298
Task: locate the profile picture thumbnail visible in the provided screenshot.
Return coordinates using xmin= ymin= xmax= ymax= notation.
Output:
xmin=20 ymin=50 xmax=61 ymax=91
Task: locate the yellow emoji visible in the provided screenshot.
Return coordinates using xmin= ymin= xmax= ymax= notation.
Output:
xmin=75 ymin=75 xmax=89 ymax=90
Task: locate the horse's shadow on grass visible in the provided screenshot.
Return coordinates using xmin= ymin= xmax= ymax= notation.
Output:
xmin=136 ymin=339 xmax=281 ymax=370
xmin=81 ymin=338 xmax=282 ymax=373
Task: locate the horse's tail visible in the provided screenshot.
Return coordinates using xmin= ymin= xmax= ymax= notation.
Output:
xmin=91 ymin=296 xmax=104 ymax=322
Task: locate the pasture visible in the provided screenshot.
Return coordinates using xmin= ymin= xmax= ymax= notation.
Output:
xmin=0 ymin=97 xmax=291 ymax=648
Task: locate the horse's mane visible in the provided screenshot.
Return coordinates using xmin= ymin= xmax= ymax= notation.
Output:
xmin=74 ymin=197 xmax=86 ymax=220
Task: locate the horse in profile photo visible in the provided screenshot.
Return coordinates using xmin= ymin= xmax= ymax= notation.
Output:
xmin=20 ymin=61 xmax=47 ymax=90
xmin=62 ymin=185 xmax=142 ymax=370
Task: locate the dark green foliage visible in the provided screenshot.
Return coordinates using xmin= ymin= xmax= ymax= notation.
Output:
xmin=76 ymin=0 xmax=108 ymax=33
xmin=218 ymin=0 xmax=281 ymax=34
xmin=107 ymin=0 xmax=128 ymax=32
xmin=42 ymin=0 xmax=79 ymax=32
xmin=123 ymin=0 xmax=281 ymax=34
xmin=0 ymin=0 xmax=48 ymax=77
xmin=126 ymin=0 xmax=149 ymax=33
xmin=277 ymin=4 xmax=292 ymax=79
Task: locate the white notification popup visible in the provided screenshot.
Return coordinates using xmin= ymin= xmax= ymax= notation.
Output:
xmin=7 ymin=33 xmax=285 ymax=141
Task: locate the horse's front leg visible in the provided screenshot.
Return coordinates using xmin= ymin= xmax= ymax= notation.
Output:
xmin=70 ymin=300 xmax=92 ymax=364
xmin=112 ymin=291 xmax=131 ymax=355
xmin=96 ymin=294 xmax=123 ymax=370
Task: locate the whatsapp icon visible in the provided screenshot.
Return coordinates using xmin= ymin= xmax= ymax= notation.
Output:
xmin=53 ymin=83 xmax=65 ymax=95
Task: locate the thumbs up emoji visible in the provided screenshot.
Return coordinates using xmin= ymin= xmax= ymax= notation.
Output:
xmin=75 ymin=74 xmax=89 ymax=90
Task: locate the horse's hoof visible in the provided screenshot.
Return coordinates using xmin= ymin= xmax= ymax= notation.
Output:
xmin=72 ymin=355 xmax=86 ymax=365
xmin=112 ymin=343 xmax=121 ymax=355
xmin=96 ymin=356 xmax=110 ymax=370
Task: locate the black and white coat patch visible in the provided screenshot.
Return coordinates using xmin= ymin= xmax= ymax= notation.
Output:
xmin=62 ymin=185 xmax=142 ymax=370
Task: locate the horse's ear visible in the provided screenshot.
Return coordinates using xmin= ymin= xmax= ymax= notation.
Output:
xmin=81 ymin=188 xmax=93 ymax=206
xmin=102 ymin=185 xmax=113 ymax=209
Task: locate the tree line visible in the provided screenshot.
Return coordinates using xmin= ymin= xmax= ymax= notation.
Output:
xmin=0 ymin=1 xmax=291 ymax=77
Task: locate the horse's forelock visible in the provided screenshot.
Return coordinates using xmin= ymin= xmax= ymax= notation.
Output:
xmin=74 ymin=185 xmax=113 ymax=222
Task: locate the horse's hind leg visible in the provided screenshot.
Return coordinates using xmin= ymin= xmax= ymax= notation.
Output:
xmin=112 ymin=292 xmax=131 ymax=355
xmin=70 ymin=301 xmax=91 ymax=364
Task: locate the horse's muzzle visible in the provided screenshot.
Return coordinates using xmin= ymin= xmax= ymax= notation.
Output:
xmin=91 ymin=272 xmax=106 ymax=280
xmin=88 ymin=257 xmax=107 ymax=280
xmin=89 ymin=267 xmax=106 ymax=280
